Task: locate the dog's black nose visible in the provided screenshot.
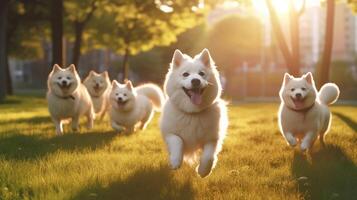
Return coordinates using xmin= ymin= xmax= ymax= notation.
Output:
xmin=295 ymin=93 xmax=302 ymax=98
xmin=62 ymin=80 xmax=67 ymax=85
xmin=95 ymin=83 xmax=99 ymax=88
xmin=191 ymin=79 xmax=201 ymax=88
xmin=118 ymin=97 xmax=123 ymax=102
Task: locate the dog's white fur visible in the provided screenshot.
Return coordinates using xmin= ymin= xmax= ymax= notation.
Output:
xmin=47 ymin=64 xmax=95 ymax=135
xmin=278 ymin=72 xmax=340 ymax=151
xmin=109 ymin=80 xmax=165 ymax=134
xmin=160 ymin=49 xmax=228 ymax=178
xmin=83 ymin=70 xmax=111 ymax=120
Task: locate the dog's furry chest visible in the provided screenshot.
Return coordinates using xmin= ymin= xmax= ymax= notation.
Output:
xmin=161 ymin=101 xmax=224 ymax=148
xmin=47 ymin=92 xmax=78 ymax=118
xmin=92 ymin=96 xmax=105 ymax=113
xmin=279 ymin=103 xmax=327 ymax=134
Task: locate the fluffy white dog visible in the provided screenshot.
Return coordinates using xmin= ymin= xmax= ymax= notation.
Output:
xmin=47 ymin=64 xmax=95 ymax=135
xmin=160 ymin=49 xmax=228 ymax=178
xmin=278 ymin=72 xmax=340 ymax=151
xmin=83 ymin=70 xmax=111 ymax=120
xmin=109 ymin=80 xmax=164 ymax=134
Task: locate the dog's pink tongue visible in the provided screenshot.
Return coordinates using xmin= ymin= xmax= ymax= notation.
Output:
xmin=294 ymin=100 xmax=304 ymax=109
xmin=188 ymin=91 xmax=202 ymax=105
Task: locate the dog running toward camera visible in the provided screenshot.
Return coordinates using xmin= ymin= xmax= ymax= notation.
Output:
xmin=160 ymin=49 xmax=228 ymax=178
xmin=47 ymin=64 xmax=95 ymax=135
xmin=278 ymin=72 xmax=340 ymax=152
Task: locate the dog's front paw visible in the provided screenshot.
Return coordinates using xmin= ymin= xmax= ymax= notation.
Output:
xmin=197 ymin=159 xmax=214 ymax=178
xmin=286 ymin=136 xmax=297 ymax=147
xmin=300 ymin=142 xmax=310 ymax=152
xmin=170 ymin=156 xmax=182 ymax=170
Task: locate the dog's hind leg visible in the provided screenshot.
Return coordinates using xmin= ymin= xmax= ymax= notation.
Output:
xmin=139 ymin=110 xmax=154 ymax=130
xmin=319 ymin=132 xmax=326 ymax=147
xmin=165 ymin=134 xmax=183 ymax=170
xmin=71 ymin=116 xmax=80 ymax=132
xmin=197 ymin=141 xmax=217 ymax=178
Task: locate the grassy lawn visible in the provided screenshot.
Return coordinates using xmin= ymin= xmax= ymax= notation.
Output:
xmin=0 ymin=95 xmax=356 ymax=200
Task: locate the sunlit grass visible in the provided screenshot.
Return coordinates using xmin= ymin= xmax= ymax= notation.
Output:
xmin=0 ymin=95 xmax=356 ymax=199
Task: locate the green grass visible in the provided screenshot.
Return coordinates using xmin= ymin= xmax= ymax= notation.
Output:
xmin=0 ymin=95 xmax=356 ymax=200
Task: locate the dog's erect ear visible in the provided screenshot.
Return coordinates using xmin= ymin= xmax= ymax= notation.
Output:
xmin=199 ymin=48 xmax=212 ymax=67
xmin=89 ymin=70 xmax=96 ymax=76
xmin=283 ymin=73 xmax=293 ymax=85
xmin=67 ymin=64 xmax=76 ymax=73
xmin=125 ymin=80 xmax=134 ymax=91
xmin=303 ymin=72 xmax=314 ymax=85
xmin=112 ymin=80 xmax=119 ymax=88
xmin=101 ymin=71 xmax=109 ymax=78
xmin=52 ymin=64 xmax=61 ymax=73
xmin=172 ymin=49 xmax=184 ymax=68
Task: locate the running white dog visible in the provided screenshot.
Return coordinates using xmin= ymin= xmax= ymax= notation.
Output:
xmin=278 ymin=72 xmax=340 ymax=151
xmin=109 ymin=80 xmax=164 ymax=134
xmin=160 ymin=49 xmax=228 ymax=178
xmin=83 ymin=70 xmax=111 ymax=120
xmin=47 ymin=64 xmax=95 ymax=135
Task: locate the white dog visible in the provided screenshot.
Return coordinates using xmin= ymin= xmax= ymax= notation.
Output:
xmin=47 ymin=64 xmax=95 ymax=135
xmin=278 ymin=72 xmax=340 ymax=151
xmin=160 ymin=49 xmax=228 ymax=178
xmin=109 ymin=80 xmax=164 ymax=134
xmin=83 ymin=70 xmax=111 ymax=120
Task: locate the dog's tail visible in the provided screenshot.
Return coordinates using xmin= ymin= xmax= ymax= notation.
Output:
xmin=136 ymin=83 xmax=165 ymax=111
xmin=318 ymin=83 xmax=340 ymax=105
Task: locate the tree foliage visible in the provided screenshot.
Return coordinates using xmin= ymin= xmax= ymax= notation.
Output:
xmin=207 ymin=14 xmax=262 ymax=70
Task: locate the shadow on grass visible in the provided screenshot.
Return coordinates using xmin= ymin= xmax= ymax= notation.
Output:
xmin=333 ymin=112 xmax=357 ymax=132
xmin=292 ymin=145 xmax=357 ymax=199
xmin=0 ymin=132 xmax=117 ymax=160
xmin=71 ymin=166 xmax=194 ymax=200
xmin=0 ymin=116 xmax=51 ymax=126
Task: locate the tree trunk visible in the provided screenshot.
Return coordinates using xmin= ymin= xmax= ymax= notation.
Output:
xmin=121 ymin=48 xmax=130 ymax=83
xmin=0 ymin=1 xmax=9 ymax=101
xmin=51 ymin=0 xmax=63 ymax=66
xmin=289 ymin=0 xmax=301 ymax=76
xmin=266 ymin=0 xmax=298 ymax=76
xmin=72 ymin=22 xmax=84 ymax=67
xmin=317 ymin=0 xmax=335 ymax=88
xmin=5 ymin=53 xmax=13 ymax=95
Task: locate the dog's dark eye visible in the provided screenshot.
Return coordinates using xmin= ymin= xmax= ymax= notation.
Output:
xmin=182 ymin=72 xmax=189 ymax=77
xmin=58 ymin=77 xmax=62 ymax=80
xmin=199 ymin=71 xmax=205 ymax=76
xmin=66 ymin=77 xmax=71 ymax=80
xmin=115 ymin=93 xmax=118 ymax=96
xmin=123 ymin=94 xmax=127 ymax=96
xmin=301 ymin=87 xmax=306 ymax=91
xmin=291 ymin=88 xmax=295 ymax=92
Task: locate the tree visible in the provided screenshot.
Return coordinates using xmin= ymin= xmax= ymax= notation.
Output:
xmin=206 ymin=14 xmax=262 ymax=71
xmin=91 ymin=0 xmax=206 ymax=82
xmin=265 ymin=0 xmax=305 ymax=76
xmin=0 ymin=0 xmax=10 ymax=101
xmin=6 ymin=0 xmax=49 ymax=95
xmin=51 ymin=0 xmax=64 ymax=66
xmin=317 ymin=0 xmax=335 ymax=88
xmin=266 ymin=0 xmax=336 ymax=85
xmin=65 ymin=0 xmax=99 ymax=66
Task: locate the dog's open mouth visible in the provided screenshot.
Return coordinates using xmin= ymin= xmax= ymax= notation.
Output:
xmin=117 ymin=100 xmax=128 ymax=107
xmin=291 ymin=97 xmax=305 ymax=109
xmin=93 ymin=85 xmax=101 ymax=93
xmin=183 ymin=87 xmax=205 ymax=105
xmin=58 ymin=83 xmax=71 ymax=90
